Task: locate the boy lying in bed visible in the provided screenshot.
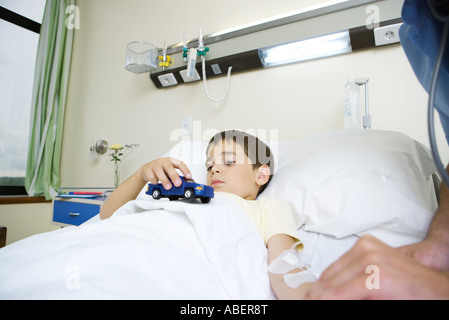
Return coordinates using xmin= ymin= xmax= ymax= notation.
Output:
xmin=100 ymin=130 xmax=313 ymax=299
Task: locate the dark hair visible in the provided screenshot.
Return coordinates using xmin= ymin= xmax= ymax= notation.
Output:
xmin=206 ymin=130 xmax=274 ymax=196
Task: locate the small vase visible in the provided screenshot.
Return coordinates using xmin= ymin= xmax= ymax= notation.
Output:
xmin=113 ymin=163 xmax=120 ymax=188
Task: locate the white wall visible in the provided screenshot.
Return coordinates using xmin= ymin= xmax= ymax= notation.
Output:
xmin=61 ymin=0 xmax=447 ymax=188
xmin=3 ymin=0 xmax=448 ymax=244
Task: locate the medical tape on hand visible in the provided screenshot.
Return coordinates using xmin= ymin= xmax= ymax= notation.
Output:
xmin=268 ymin=241 xmax=309 ymax=274
xmin=283 ymin=270 xmax=317 ymax=289
xmin=268 ymin=241 xmax=318 ymax=289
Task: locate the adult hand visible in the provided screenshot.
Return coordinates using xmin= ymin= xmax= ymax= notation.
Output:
xmin=399 ymin=238 xmax=449 ymax=271
xmin=305 ymin=235 xmax=449 ymax=299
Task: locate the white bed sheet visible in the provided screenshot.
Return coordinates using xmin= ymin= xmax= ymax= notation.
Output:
xmin=0 ymin=194 xmax=276 ymax=300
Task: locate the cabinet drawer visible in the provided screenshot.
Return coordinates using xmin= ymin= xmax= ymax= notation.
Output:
xmin=53 ymin=200 xmax=100 ymax=226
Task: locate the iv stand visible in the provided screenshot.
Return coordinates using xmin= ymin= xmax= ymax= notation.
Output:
xmin=354 ymin=78 xmax=372 ymax=129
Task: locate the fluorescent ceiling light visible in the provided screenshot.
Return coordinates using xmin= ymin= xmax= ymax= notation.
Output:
xmin=258 ymin=30 xmax=352 ymax=67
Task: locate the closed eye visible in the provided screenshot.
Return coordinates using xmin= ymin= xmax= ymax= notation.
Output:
xmin=205 ymin=162 xmax=213 ymax=171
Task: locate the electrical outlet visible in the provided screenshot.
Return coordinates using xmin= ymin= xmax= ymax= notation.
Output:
xmin=158 ymin=73 xmax=178 ymax=87
xmin=373 ymin=22 xmax=403 ymax=46
xmin=181 ymin=115 xmax=192 ymax=135
xmin=211 ymin=64 xmax=222 ymax=75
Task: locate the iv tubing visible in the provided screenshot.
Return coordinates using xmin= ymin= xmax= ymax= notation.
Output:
xmin=197 ymin=27 xmax=233 ymax=102
xmin=201 ymin=56 xmax=233 ymax=103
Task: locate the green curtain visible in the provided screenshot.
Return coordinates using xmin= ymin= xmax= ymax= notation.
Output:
xmin=25 ymin=0 xmax=75 ymax=199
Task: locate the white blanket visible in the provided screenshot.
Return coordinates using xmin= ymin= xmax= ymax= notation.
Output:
xmin=0 ymin=195 xmax=275 ymax=300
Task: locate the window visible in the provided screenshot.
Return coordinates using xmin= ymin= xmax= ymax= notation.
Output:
xmin=0 ymin=0 xmax=46 ymax=195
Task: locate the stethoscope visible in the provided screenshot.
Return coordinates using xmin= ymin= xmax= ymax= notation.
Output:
xmin=427 ymin=0 xmax=449 ymax=188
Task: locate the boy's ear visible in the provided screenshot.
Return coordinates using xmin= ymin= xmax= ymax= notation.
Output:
xmin=255 ymin=165 xmax=271 ymax=186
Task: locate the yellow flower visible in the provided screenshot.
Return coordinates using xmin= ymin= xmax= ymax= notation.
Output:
xmin=110 ymin=144 xmax=123 ymax=150
xmin=109 ymin=143 xmax=139 ymax=188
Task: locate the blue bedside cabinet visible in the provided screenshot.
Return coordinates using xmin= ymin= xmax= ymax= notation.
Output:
xmin=52 ymin=197 xmax=104 ymax=226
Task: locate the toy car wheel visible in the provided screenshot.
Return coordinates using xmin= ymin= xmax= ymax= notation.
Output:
xmin=152 ymin=189 xmax=162 ymax=200
xmin=201 ymin=197 xmax=211 ymax=204
xmin=184 ymin=188 xmax=195 ymax=201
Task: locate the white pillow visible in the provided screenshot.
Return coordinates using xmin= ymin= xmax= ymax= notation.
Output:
xmin=262 ymin=129 xmax=438 ymax=247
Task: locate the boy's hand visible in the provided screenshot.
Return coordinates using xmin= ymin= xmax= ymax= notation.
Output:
xmin=139 ymin=157 xmax=192 ymax=190
xmin=100 ymin=157 xmax=192 ymax=220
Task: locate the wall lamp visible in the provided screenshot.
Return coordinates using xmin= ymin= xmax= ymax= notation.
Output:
xmin=258 ymin=30 xmax=352 ymax=68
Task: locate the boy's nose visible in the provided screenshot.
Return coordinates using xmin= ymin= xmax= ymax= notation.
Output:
xmin=211 ymin=164 xmax=221 ymax=174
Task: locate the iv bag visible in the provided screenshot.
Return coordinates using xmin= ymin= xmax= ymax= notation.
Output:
xmin=344 ymin=80 xmax=362 ymax=129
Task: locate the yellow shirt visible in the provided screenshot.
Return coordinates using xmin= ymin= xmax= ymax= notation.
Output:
xmin=218 ymin=192 xmax=301 ymax=245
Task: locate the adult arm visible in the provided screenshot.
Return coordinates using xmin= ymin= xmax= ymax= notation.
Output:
xmin=400 ymin=165 xmax=449 ymax=270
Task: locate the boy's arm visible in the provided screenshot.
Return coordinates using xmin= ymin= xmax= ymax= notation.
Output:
xmin=99 ymin=157 xmax=191 ymax=219
xmin=99 ymin=169 xmax=147 ymax=219
xmin=267 ymin=234 xmax=313 ymax=299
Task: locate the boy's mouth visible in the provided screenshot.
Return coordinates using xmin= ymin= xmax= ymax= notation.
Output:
xmin=211 ymin=179 xmax=223 ymax=187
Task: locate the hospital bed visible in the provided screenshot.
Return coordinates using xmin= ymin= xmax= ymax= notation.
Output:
xmin=0 ymin=129 xmax=438 ymax=299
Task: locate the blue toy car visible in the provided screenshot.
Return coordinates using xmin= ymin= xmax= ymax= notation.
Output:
xmin=146 ymin=176 xmax=214 ymax=203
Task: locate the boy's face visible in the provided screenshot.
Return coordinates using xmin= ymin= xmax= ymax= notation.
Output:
xmin=206 ymin=140 xmax=261 ymax=200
